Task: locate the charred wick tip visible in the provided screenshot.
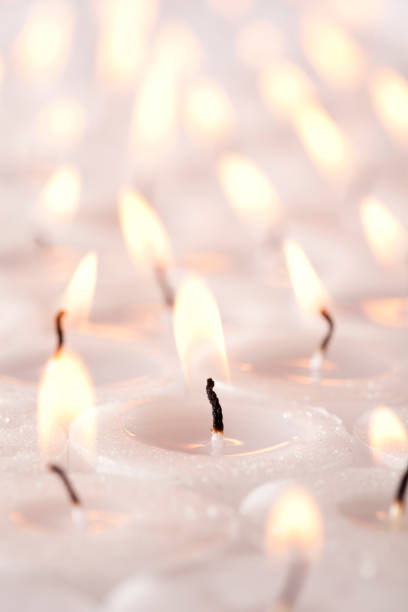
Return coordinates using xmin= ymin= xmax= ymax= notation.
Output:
xmin=154 ymin=265 xmax=174 ymax=309
xmin=394 ymin=464 xmax=408 ymax=509
xmin=55 ymin=310 xmax=66 ymax=354
xmin=319 ymin=308 xmax=335 ymax=355
xmin=206 ymin=377 xmax=224 ymax=434
xmin=48 ymin=463 xmax=81 ymax=506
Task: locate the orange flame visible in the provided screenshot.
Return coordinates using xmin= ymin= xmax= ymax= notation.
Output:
xmin=38 ymin=350 xmax=95 ymax=457
xmin=292 ymin=100 xmax=351 ymax=178
xmin=119 ymin=188 xmax=172 ymax=270
xmin=217 ymin=153 xmax=281 ymax=229
xmin=300 ymin=17 xmax=364 ymax=89
xmin=184 ymin=77 xmax=235 ymax=144
xmin=370 ymin=68 xmax=408 ymax=144
xmin=360 ymin=197 xmax=408 ymax=267
xmin=61 ymin=252 xmax=98 ymax=325
xmin=40 ymin=165 xmax=81 ymax=223
xmin=14 ymin=0 xmax=74 ymax=79
xmin=95 ymin=0 xmax=159 ymax=85
xmin=284 ymin=239 xmax=330 ymax=315
xmin=259 ymin=60 xmax=315 ymax=120
xmin=173 ymin=275 xmax=229 ymax=383
xmin=39 ymin=98 xmax=85 ymax=145
xmin=369 ymin=406 xmax=408 ymax=462
xmin=265 ymin=486 xmax=323 ymax=556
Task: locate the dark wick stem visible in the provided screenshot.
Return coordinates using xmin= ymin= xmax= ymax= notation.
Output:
xmin=394 ymin=464 xmax=408 ymax=511
xmin=274 ymin=557 xmax=308 ymax=612
xmin=48 ymin=463 xmax=81 ymax=506
xmin=319 ymin=308 xmax=335 ymax=354
xmin=206 ymin=378 xmax=224 ymax=434
xmin=154 ymin=264 xmax=174 ymax=308
xmin=55 ymin=310 xmax=66 ymax=355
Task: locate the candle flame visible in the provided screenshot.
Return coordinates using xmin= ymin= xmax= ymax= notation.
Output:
xmin=300 ymin=17 xmax=364 ymax=89
xmin=40 ymin=165 xmax=81 ymax=223
xmin=119 ymin=188 xmax=172 ymax=270
xmin=360 ymin=197 xmax=408 ymax=267
xmin=38 ymin=350 xmax=95 ymax=457
xmin=370 ymin=68 xmax=408 ymax=144
xmin=39 ymin=98 xmax=85 ymax=145
xmin=259 ymin=60 xmax=314 ymax=119
xmin=61 ymin=252 xmax=98 ymax=325
xmin=284 ymin=239 xmax=330 ymax=315
xmin=95 ymin=0 xmax=159 ymax=85
xmin=173 ymin=275 xmax=229 ymax=383
xmin=14 ymin=0 xmax=74 ymax=79
xmin=369 ymin=406 xmax=408 ymax=462
xmin=217 ymin=153 xmax=281 ymax=229
xmin=184 ymin=77 xmax=235 ymax=144
xmin=292 ymin=100 xmax=351 ymax=178
xmin=265 ymin=486 xmax=323 ymax=556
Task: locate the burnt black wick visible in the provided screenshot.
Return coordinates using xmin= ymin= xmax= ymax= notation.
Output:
xmin=319 ymin=308 xmax=335 ymax=355
xmin=154 ymin=264 xmax=174 ymax=308
xmin=55 ymin=310 xmax=66 ymax=355
xmin=48 ymin=463 xmax=81 ymax=506
xmin=390 ymin=464 xmax=408 ymax=523
xmin=206 ymin=378 xmax=224 ymax=434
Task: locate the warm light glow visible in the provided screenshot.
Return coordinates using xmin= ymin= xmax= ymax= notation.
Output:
xmin=173 ymin=275 xmax=229 ymax=383
xmin=217 ymin=153 xmax=281 ymax=229
xmin=265 ymin=486 xmax=323 ymax=556
xmin=300 ymin=17 xmax=364 ymax=88
xmin=184 ymin=77 xmax=235 ymax=144
xmin=95 ymin=0 xmax=159 ymax=85
xmin=360 ymin=197 xmax=408 ymax=267
xmin=154 ymin=22 xmax=203 ymax=78
xmin=40 ymin=165 xmax=81 ymax=222
xmin=38 ymin=350 xmax=95 ymax=456
xmin=236 ymin=20 xmax=283 ymax=69
xmin=292 ymin=100 xmax=351 ymax=178
xmin=206 ymin=0 xmax=254 ymax=20
xmin=329 ymin=0 xmax=385 ymax=26
xmin=119 ymin=189 xmax=172 ymax=270
xmin=61 ymin=252 xmax=98 ymax=325
xmin=370 ymin=69 xmax=408 ymax=144
xmin=369 ymin=406 xmax=408 ymax=460
xmin=39 ymin=98 xmax=85 ymax=145
xmin=259 ymin=60 xmax=315 ymax=119
xmin=284 ymin=239 xmax=330 ymax=315
xmin=14 ymin=0 xmax=74 ymax=79
xmin=130 ymin=63 xmax=177 ymax=149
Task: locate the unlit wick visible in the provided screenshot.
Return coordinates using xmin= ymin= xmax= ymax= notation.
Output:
xmin=55 ymin=309 xmax=66 ymax=355
xmin=310 ymin=307 xmax=335 ymax=371
xmin=48 ymin=463 xmax=86 ymax=528
xmin=272 ymin=557 xmax=309 ymax=612
xmin=154 ymin=264 xmax=174 ymax=308
xmin=389 ymin=463 xmax=408 ymax=526
xmin=206 ymin=378 xmax=224 ymax=455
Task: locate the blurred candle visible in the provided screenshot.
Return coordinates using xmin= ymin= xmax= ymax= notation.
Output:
xmin=369 ymin=68 xmax=408 ymax=145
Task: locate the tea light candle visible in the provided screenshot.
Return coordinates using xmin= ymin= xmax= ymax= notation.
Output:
xmin=0 ymin=573 xmax=97 ymax=612
xmin=69 ymin=381 xmax=352 ymax=503
xmin=0 ymin=379 xmax=66 ymax=475
xmin=0 ymin=469 xmax=237 ymax=598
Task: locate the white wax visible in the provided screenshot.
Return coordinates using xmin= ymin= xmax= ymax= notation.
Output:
xmin=0 ymin=379 xmax=66 ymax=474
xmin=69 ymin=386 xmax=352 ymax=502
xmin=0 ymin=573 xmax=97 ymax=612
xmin=0 ymin=472 xmax=237 ymax=598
